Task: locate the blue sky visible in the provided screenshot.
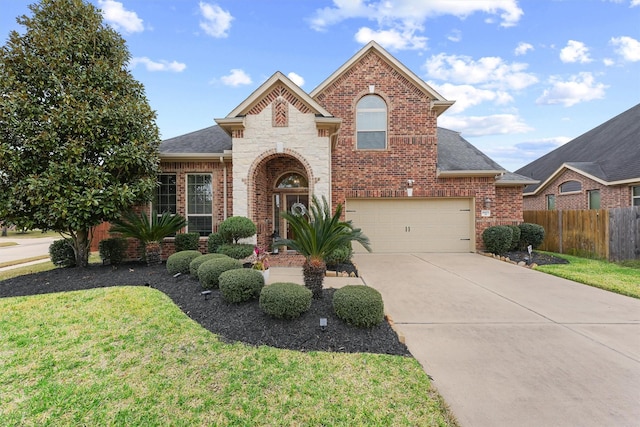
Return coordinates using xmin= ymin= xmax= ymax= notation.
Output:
xmin=1 ymin=0 xmax=639 ymax=171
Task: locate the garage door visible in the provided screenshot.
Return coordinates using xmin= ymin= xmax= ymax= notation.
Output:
xmin=345 ymin=198 xmax=474 ymax=253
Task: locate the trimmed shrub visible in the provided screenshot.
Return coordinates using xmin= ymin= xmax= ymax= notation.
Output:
xmin=189 ymin=253 xmax=230 ymax=279
xmin=174 ymin=232 xmax=200 ymax=252
xmin=49 ymin=239 xmax=76 ymax=268
xmin=518 ymin=223 xmax=545 ymax=250
xmin=482 ymin=225 xmax=512 ymax=255
xmin=333 ymin=285 xmax=384 ymax=328
xmin=166 ymin=250 xmax=201 ymax=275
xmin=219 ymin=268 xmax=265 ymax=303
xmin=218 ymin=216 xmax=256 ymax=244
xmin=217 ymin=243 xmax=255 ymax=260
xmin=259 ymin=282 xmax=312 ymax=319
xmin=507 ymin=225 xmax=521 ymax=251
xmin=98 ymin=237 xmax=127 ymax=266
xmin=207 ymin=232 xmax=225 ymax=254
xmin=198 ymin=257 xmax=243 ymax=289
xmin=325 ymin=243 xmax=353 ymax=266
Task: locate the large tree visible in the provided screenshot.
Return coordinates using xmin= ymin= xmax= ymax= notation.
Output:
xmin=0 ymin=0 xmax=160 ymax=267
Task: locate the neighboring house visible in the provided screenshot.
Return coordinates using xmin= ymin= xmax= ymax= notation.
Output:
xmin=516 ymin=103 xmax=640 ymax=211
xmin=155 ymin=41 xmax=535 ymax=255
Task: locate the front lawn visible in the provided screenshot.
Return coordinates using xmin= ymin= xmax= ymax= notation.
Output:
xmin=0 ymin=286 xmax=456 ymax=426
xmin=534 ymin=253 xmax=640 ymax=299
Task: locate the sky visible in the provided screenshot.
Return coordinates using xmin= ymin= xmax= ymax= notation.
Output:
xmin=1 ymin=0 xmax=639 ymax=172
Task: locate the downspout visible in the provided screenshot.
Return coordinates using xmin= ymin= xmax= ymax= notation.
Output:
xmin=220 ymin=156 xmax=228 ymax=220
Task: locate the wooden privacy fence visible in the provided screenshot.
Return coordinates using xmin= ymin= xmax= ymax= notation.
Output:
xmin=524 ymin=206 xmax=640 ymax=261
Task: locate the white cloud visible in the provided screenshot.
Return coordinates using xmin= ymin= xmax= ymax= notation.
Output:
xmin=536 ymin=72 xmax=608 ymax=107
xmin=514 ymin=42 xmax=533 ymax=56
xmin=425 ymin=53 xmax=538 ymax=90
xmin=610 ymin=36 xmax=640 ymax=61
xmin=354 ymin=27 xmax=427 ymax=50
xmin=559 ymin=40 xmax=592 ymax=63
xmin=98 ymin=0 xmax=144 ymax=33
xmin=199 ymin=2 xmax=233 ymax=38
xmin=130 ymin=57 xmax=186 ymax=72
xmin=309 ymin=0 xmax=522 ymax=50
xmin=429 ymin=82 xmax=512 ymax=114
xmin=438 ymin=114 xmax=533 ymax=136
xmin=220 ymin=69 xmax=252 ymax=87
xmin=603 ymin=58 xmax=615 ymax=66
xmin=287 ymin=72 xmax=305 ymax=87
xmin=483 ymin=137 xmax=571 ymax=171
xmin=632 ymin=0 xmax=640 ymax=6
xmin=447 ymin=29 xmax=462 ymax=42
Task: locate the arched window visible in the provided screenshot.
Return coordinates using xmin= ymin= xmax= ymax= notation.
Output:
xmin=276 ymin=173 xmax=308 ymax=189
xmin=559 ymin=180 xmax=582 ymax=193
xmin=356 ymin=95 xmax=387 ymax=149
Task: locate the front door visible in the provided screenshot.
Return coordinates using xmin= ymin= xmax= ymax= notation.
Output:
xmin=273 ymin=193 xmax=309 ymax=241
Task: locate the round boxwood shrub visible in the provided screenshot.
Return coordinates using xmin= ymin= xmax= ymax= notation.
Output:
xmin=166 ymin=250 xmax=202 ymax=275
xmin=198 ymin=257 xmax=243 ymax=289
xmin=49 ymin=239 xmax=76 ymax=268
xmin=217 ymin=243 xmax=255 ymax=260
xmin=482 ymin=225 xmax=513 ymax=255
xmin=333 ymin=285 xmax=384 ymax=328
xmin=219 ymin=268 xmax=265 ymax=303
xmin=325 ymin=243 xmax=353 ymax=266
xmin=507 ymin=225 xmax=521 ymax=251
xmin=207 ymin=232 xmax=225 ymax=254
xmin=189 ymin=253 xmax=230 ymax=279
xmin=518 ymin=223 xmax=545 ymax=250
xmin=98 ymin=237 xmax=127 ymax=266
xmin=174 ymin=232 xmax=200 ymax=252
xmin=259 ymin=282 xmax=312 ymax=319
xmin=218 ymin=216 xmax=256 ymax=244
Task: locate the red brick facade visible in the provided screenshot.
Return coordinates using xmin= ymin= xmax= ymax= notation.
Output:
xmin=524 ymin=168 xmax=638 ymax=210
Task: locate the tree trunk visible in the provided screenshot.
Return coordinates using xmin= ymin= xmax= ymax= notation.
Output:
xmin=1 ymin=226 xmax=7 ymax=237
xmin=73 ymin=228 xmax=91 ymax=268
xmin=302 ymin=258 xmax=326 ymax=299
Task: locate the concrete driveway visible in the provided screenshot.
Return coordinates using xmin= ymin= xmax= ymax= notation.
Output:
xmin=354 ymin=253 xmax=640 ymax=427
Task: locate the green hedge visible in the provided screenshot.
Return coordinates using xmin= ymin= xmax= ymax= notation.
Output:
xmin=219 ymin=268 xmax=265 ymax=303
xmin=218 ymin=216 xmax=256 ymax=244
xmin=98 ymin=237 xmax=127 ymax=266
xmin=333 ymin=285 xmax=384 ymax=328
xmin=166 ymin=250 xmax=202 ymax=275
xmin=518 ymin=223 xmax=545 ymax=250
xmin=198 ymin=257 xmax=243 ymax=289
xmin=482 ymin=225 xmax=513 ymax=255
xmin=49 ymin=239 xmax=76 ymax=268
xmin=259 ymin=282 xmax=312 ymax=319
xmin=207 ymin=232 xmax=225 ymax=254
xmin=507 ymin=225 xmax=521 ymax=251
xmin=174 ymin=232 xmax=200 ymax=252
xmin=325 ymin=243 xmax=353 ymax=266
xmin=189 ymin=253 xmax=230 ymax=279
xmin=217 ymin=243 xmax=255 ymax=260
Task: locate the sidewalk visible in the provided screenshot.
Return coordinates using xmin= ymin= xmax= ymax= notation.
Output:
xmin=266 ymin=267 xmax=364 ymax=288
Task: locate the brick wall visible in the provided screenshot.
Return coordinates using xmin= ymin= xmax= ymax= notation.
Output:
xmin=523 ymin=168 xmax=635 ymax=210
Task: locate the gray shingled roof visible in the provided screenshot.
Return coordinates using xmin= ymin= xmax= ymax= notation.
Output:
xmin=515 ymin=103 xmax=640 ymax=193
xmin=437 ymin=127 xmax=505 ymax=172
xmin=159 ymin=125 xmax=231 ymax=154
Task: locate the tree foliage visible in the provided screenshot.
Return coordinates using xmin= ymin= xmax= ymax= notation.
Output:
xmin=0 ymin=0 xmax=160 ymax=267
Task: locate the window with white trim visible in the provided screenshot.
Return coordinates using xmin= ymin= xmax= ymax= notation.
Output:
xmin=155 ymin=174 xmax=177 ymax=215
xmin=187 ymin=174 xmax=213 ymax=236
xmin=588 ymin=189 xmax=600 ymax=209
xmin=546 ymin=194 xmax=556 ymax=210
xmin=356 ymin=95 xmax=387 ymax=149
xmin=632 ymin=186 xmax=640 ymax=206
xmin=559 ymin=180 xmax=582 ymax=193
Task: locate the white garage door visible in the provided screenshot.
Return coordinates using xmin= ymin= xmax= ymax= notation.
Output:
xmin=345 ymin=198 xmax=474 ymax=253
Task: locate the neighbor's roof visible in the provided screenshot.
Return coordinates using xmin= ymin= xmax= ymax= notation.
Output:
xmin=159 ymin=125 xmax=231 ymax=158
xmin=516 ymin=103 xmax=640 ymax=194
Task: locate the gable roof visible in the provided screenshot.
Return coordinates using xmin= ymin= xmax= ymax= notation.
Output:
xmin=310 ymin=41 xmax=455 ymax=116
xmin=159 ymin=125 xmax=231 ymax=159
xmin=437 ymin=128 xmax=504 ymax=176
xmin=516 ymin=103 xmax=640 ymax=194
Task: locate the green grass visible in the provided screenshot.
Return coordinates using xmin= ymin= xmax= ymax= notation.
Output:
xmin=0 ymin=229 xmax=59 ymax=239
xmin=535 ymin=253 xmax=640 ymax=299
xmin=0 ymin=255 xmax=50 ymax=269
xmin=0 ymin=286 xmax=456 ymax=426
xmin=0 ymin=242 xmax=18 ymax=248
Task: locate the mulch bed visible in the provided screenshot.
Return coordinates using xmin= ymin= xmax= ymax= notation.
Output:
xmin=0 ymin=262 xmax=411 ymax=357
xmin=502 ymin=250 xmax=570 ymax=266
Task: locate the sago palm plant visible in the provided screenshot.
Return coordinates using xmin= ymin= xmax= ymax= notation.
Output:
xmin=278 ymin=196 xmax=371 ymax=298
xmin=110 ymin=210 xmax=187 ymax=265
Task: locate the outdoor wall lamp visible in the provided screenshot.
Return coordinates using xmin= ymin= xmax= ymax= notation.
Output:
xmin=407 ymin=179 xmax=414 ymax=197
xmin=484 ymin=197 xmax=492 ymax=209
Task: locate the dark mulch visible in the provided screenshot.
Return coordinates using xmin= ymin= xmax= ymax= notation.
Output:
xmin=502 ymin=250 xmax=570 ymax=266
xmin=0 ymin=262 xmax=411 ymax=357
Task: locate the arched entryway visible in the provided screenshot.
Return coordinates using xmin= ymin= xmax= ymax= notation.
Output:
xmin=250 ymin=154 xmax=311 ymax=250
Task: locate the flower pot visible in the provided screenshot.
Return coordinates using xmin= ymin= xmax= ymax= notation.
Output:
xmin=261 ymin=268 xmax=270 ymax=282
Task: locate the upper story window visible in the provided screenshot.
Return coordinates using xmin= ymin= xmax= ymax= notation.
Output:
xmin=633 ymin=186 xmax=640 ymax=206
xmin=559 ymin=180 xmax=582 ymax=194
xmin=356 ymin=95 xmax=387 ymax=150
